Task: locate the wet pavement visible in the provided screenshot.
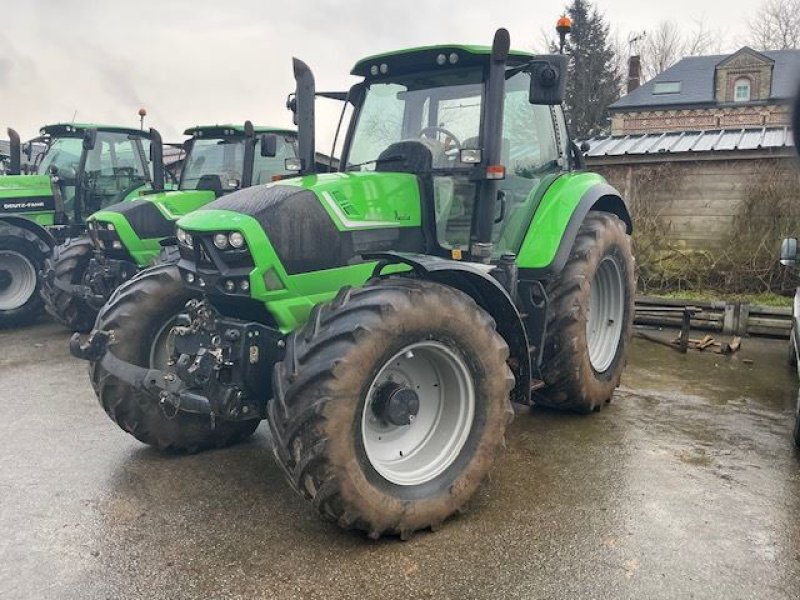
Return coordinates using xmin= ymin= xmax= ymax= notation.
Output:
xmin=1 ymin=321 xmax=799 ymax=599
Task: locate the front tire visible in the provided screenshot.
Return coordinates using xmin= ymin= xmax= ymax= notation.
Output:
xmin=0 ymin=232 xmax=46 ymax=328
xmin=41 ymin=237 xmax=98 ymax=333
xmin=89 ymin=263 xmax=259 ymax=451
xmin=537 ymin=212 xmax=635 ymax=413
xmin=268 ymin=278 xmax=514 ymax=539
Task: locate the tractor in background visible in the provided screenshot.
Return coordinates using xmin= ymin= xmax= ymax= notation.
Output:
xmin=73 ymin=26 xmax=635 ymax=539
xmin=41 ymin=122 xmax=298 ymax=332
xmin=0 ymin=123 xmax=164 ymax=327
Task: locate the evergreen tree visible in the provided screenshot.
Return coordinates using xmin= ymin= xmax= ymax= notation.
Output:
xmin=560 ymin=0 xmax=621 ymax=138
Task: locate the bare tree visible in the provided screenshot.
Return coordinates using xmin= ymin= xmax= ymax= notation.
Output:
xmin=642 ymin=21 xmax=684 ymax=80
xmin=748 ymin=0 xmax=800 ymax=50
xmin=637 ymin=20 xmax=725 ymax=81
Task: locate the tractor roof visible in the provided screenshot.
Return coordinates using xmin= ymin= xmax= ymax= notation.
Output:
xmin=183 ymin=124 xmax=296 ymax=138
xmin=352 ymin=44 xmax=535 ymax=77
xmin=39 ymin=123 xmax=151 ymax=138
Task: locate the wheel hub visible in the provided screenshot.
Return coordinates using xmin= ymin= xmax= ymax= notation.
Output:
xmin=0 ymin=250 xmax=37 ymax=311
xmin=372 ymin=382 xmax=420 ymax=426
xmin=361 ymin=341 xmax=475 ymax=486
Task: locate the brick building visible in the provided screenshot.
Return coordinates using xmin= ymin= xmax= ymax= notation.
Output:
xmin=610 ymin=47 xmax=800 ymax=136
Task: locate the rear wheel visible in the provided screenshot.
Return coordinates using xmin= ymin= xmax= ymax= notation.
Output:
xmin=0 ymin=233 xmax=46 ymax=328
xmin=537 ymin=212 xmax=635 ymax=413
xmin=89 ymin=263 xmax=259 ymax=451
xmin=41 ymin=237 xmax=98 ymax=333
xmin=268 ymin=278 xmax=514 ymax=539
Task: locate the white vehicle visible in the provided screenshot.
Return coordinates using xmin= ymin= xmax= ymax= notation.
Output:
xmin=780 ymin=237 xmax=800 ymax=448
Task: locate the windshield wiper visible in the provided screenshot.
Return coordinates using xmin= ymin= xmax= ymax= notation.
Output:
xmin=345 ymin=154 xmax=405 ymax=171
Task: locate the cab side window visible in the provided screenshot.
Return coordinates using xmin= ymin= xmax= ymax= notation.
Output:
xmin=493 ymin=71 xmax=564 ymax=255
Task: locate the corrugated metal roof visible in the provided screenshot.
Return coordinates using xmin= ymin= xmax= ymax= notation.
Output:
xmin=611 ymin=48 xmax=800 ymax=111
xmin=582 ymin=127 xmax=794 ymax=157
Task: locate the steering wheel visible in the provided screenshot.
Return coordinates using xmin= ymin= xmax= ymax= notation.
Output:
xmin=418 ymin=126 xmax=462 ymax=151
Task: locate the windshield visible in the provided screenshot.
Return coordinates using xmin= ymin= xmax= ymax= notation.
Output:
xmin=180 ymin=137 xmax=247 ymax=191
xmin=346 ymin=68 xmax=484 ymax=171
xmin=180 ymin=135 xmax=299 ymax=191
xmin=37 ymin=137 xmax=83 ymax=177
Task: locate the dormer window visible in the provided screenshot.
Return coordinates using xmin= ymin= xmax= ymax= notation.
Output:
xmin=734 ymin=77 xmax=752 ymax=102
xmin=653 ymin=81 xmax=682 ymax=95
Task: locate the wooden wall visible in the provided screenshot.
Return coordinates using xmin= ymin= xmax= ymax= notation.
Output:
xmin=591 ymin=156 xmax=800 ymax=249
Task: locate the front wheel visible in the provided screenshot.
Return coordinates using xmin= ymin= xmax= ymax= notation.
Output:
xmin=268 ymin=278 xmax=514 ymax=539
xmin=89 ymin=263 xmax=259 ymax=451
xmin=40 ymin=237 xmax=98 ymax=333
xmin=537 ymin=212 xmax=636 ymax=413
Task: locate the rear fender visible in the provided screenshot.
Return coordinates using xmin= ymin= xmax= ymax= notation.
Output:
xmin=0 ymin=216 xmax=55 ymax=254
xmin=518 ymin=181 xmax=631 ymax=280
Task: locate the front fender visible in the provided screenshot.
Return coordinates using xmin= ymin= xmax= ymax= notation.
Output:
xmin=367 ymin=251 xmax=532 ymax=406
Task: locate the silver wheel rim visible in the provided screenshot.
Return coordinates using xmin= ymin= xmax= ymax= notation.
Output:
xmin=587 ymin=255 xmax=625 ymax=373
xmin=361 ymin=341 xmax=475 ymax=486
xmin=149 ymin=316 xmax=179 ymax=369
xmin=0 ymin=251 xmax=37 ymax=311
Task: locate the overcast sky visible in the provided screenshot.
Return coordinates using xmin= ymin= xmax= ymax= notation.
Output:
xmin=2 ymin=0 xmax=754 ymax=147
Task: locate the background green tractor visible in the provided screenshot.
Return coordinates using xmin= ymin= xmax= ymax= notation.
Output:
xmin=41 ymin=122 xmax=298 ymax=332
xmin=0 ymin=123 xmax=163 ymax=327
xmin=73 ymin=27 xmax=635 ymax=539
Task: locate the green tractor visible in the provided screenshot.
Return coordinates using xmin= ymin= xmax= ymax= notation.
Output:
xmin=0 ymin=123 xmax=164 ymax=327
xmin=72 ymin=28 xmax=635 ymax=538
xmin=41 ymin=122 xmax=298 ymax=332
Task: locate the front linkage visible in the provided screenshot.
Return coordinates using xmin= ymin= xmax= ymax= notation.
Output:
xmin=71 ymin=298 xmax=282 ymax=424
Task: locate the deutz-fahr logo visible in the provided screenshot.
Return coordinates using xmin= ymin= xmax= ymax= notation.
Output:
xmin=0 ymin=196 xmax=55 ymax=212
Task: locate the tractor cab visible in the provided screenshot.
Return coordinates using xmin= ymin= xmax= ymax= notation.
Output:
xmin=180 ymin=124 xmax=297 ymax=197
xmin=343 ymin=46 xmax=570 ymax=259
xmin=35 ymin=123 xmax=157 ymax=225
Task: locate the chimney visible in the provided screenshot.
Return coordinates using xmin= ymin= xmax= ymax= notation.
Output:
xmin=627 ymin=55 xmax=641 ymax=94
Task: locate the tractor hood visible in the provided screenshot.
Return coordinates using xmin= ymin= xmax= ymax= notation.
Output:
xmin=0 ymin=174 xmax=55 ymax=214
xmin=177 ymin=171 xmax=425 ymax=275
xmin=190 ymin=173 xmax=421 ymax=231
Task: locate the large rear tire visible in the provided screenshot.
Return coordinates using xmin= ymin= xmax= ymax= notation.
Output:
xmin=268 ymin=278 xmax=514 ymax=539
xmin=0 ymin=231 xmax=46 ymax=328
xmin=41 ymin=237 xmax=98 ymax=333
xmin=536 ymin=212 xmax=635 ymax=413
xmin=89 ymin=263 xmax=259 ymax=451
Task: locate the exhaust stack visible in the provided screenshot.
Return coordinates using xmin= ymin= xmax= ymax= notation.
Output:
xmin=7 ymin=128 xmax=21 ymax=175
xmin=292 ymin=58 xmax=316 ymax=176
xmin=148 ymin=128 xmax=165 ymax=192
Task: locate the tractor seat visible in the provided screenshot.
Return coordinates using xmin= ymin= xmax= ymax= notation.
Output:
xmin=196 ymin=174 xmax=225 ymax=198
xmin=376 ymin=141 xmax=433 ymax=174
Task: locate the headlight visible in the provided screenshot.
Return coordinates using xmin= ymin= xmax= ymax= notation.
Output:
xmin=176 ymin=228 xmax=193 ymax=249
xmin=228 ymin=232 xmax=245 ymax=249
xmin=211 ymin=231 xmax=246 ymax=250
xmin=213 ymin=233 xmax=229 ymax=250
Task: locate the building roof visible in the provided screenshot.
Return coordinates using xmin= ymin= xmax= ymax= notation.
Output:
xmin=611 ymin=49 xmax=800 ymax=111
xmin=582 ymin=126 xmax=794 ymax=157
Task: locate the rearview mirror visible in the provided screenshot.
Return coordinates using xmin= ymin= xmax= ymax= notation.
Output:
xmin=260 ymin=134 xmax=278 ymax=157
xmin=781 ymin=237 xmax=799 ymax=266
xmin=82 ymin=129 xmax=97 ymax=151
xmin=529 ymin=55 xmax=568 ymax=105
